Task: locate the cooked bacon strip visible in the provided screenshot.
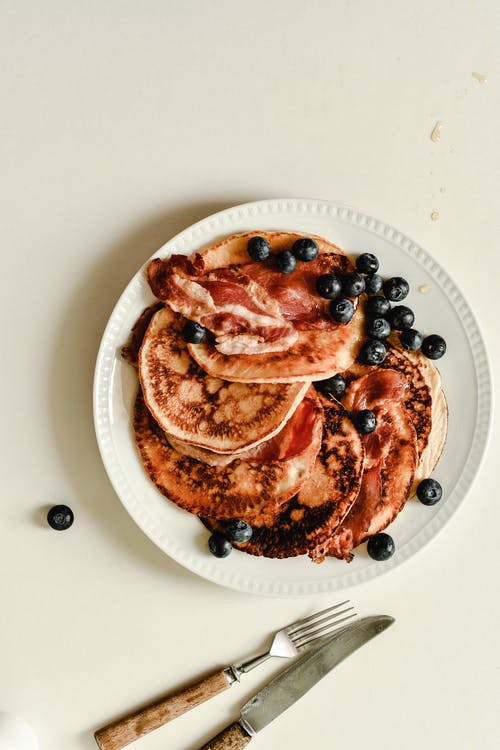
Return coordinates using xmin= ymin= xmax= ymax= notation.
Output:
xmin=243 ymin=253 xmax=353 ymax=330
xmin=327 ymin=370 xmax=418 ymax=560
xmin=147 ymin=257 xmax=297 ymax=355
xmin=342 ymin=368 xmax=408 ymax=412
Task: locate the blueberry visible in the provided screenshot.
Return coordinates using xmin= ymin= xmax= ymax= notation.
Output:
xmin=276 ymin=250 xmax=297 ymax=274
xmin=353 ymin=409 xmax=377 ymax=434
xmin=47 ymin=505 xmax=74 ymax=531
xmin=367 ymin=317 xmax=391 ymax=340
xmin=383 ymin=277 xmax=410 ymax=302
xmin=364 ymin=274 xmax=383 ymax=295
xmin=356 ymin=253 xmax=379 ymax=274
xmin=367 ymin=533 xmax=395 ymax=561
xmin=247 ymin=236 xmax=271 ymax=262
xmin=366 ymin=295 xmax=390 ymax=317
xmin=417 ymin=478 xmax=443 ymax=505
xmin=225 ymin=519 xmax=253 ymax=543
xmin=292 ymin=237 xmax=319 ymax=262
xmin=421 ymin=334 xmax=447 ymax=360
xmin=314 ymin=373 xmax=346 ymax=398
xmin=329 ymin=298 xmax=355 ymax=324
xmin=341 ymin=273 xmax=366 ymax=297
xmin=399 ymin=328 xmax=423 ymax=351
xmin=316 ymin=274 xmax=342 ymax=299
xmin=208 ymin=532 xmax=232 ymax=558
xmin=387 ymin=305 xmax=415 ymax=331
xmin=358 ymin=339 xmax=387 ymax=365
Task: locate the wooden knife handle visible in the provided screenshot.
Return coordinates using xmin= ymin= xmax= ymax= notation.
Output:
xmin=198 ymin=721 xmax=252 ymax=750
xmin=94 ymin=668 xmax=232 ymax=750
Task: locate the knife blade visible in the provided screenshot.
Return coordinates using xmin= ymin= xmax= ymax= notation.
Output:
xmin=198 ymin=615 xmax=394 ymax=750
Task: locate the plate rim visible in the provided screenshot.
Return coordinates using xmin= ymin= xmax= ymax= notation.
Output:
xmin=93 ymin=197 xmax=493 ymax=597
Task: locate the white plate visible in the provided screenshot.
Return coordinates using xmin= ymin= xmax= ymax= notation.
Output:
xmin=93 ymin=198 xmax=492 ymax=597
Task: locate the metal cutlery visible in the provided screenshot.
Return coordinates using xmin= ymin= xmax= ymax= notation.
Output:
xmin=198 ymin=615 xmax=394 ymax=750
xmin=94 ymin=600 xmax=355 ymax=750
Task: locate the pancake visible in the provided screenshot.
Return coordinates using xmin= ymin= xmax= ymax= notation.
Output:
xmin=133 ymin=388 xmax=323 ymax=523
xmin=147 ymin=231 xmax=365 ymax=382
xmin=138 ymin=306 xmax=309 ymax=454
xmin=387 ymin=346 xmax=448 ymax=485
xmin=167 ymin=387 xmax=323 ymax=468
xmin=203 ymin=395 xmax=365 ymax=560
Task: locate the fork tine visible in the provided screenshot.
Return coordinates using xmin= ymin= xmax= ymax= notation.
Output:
xmin=289 ymin=605 xmax=355 ymax=641
xmin=285 ymin=600 xmax=351 ymax=636
xmin=291 ymin=612 xmax=357 ymax=649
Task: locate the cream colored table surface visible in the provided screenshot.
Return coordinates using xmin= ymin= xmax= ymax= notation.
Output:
xmin=2 ymin=2 xmax=499 ymax=749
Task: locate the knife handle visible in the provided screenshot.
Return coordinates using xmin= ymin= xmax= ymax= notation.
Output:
xmin=198 ymin=721 xmax=252 ymax=750
xmin=94 ymin=669 xmax=232 ymax=750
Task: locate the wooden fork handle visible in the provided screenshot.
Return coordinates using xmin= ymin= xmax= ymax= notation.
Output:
xmin=94 ymin=669 xmax=232 ymax=750
xmin=198 ymin=721 xmax=252 ymax=750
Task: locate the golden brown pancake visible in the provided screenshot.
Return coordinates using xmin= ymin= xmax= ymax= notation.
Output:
xmin=167 ymin=387 xmax=322 ymax=468
xmin=203 ymin=395 xmax=365 ymax=560
xmin=133 ymin=388 xmax=324 ymax=523
xmin=138 ymin=306 xmax=309 ymax=454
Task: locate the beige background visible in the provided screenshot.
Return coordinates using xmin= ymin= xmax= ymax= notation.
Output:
xmin=2 ymin=1 xmax=499 ymax=749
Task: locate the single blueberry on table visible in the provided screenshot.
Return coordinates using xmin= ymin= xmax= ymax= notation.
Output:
xmin=383 ymin=276 xmax=410 ymax=302
xmin=355 ymin=253 xmax=379 ymax=274
xmin=329 ymin=297 xmax=355 ymax=323
xmin=291 ymin=237 xmax=319 ymax=262
xmin=182 ymin=319 xmax=207 ymax=344
xmin=367 ymin=533 xmax=395 ymax=561
xmin=316 ymin=273 xmax=342 ymax=299
xmin=247 ymin=236 xmax=271 ymax=262
xmin=421 ymin=334 xmax=447 ymax=360
xmin=225 ymin=520 xmax=253 ymax=543
xmin=47 ymin=505 xmax=74 ymax=531
xmin=276 ymin=250 xmax=297 ymax=274
xmin=417 ymin=478 xmax=443 ymax=505
xmin=208 ymin=532 xmax=232 ymax=558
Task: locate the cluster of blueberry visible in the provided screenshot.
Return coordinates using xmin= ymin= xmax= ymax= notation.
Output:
xmin=208 ymin=519 xmax=253 ymax=558
xmin=248 ymin=235 xmax=320 ymax=269
xmin=356 ymin=253 xmax=446 ymax=365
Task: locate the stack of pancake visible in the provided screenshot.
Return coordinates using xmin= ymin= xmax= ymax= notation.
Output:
xmin=124 ymin=231 xmax=447 ymax=562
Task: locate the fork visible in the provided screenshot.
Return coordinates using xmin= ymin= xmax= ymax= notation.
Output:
xmin=94 ymin=600 xmax=355 ymax=750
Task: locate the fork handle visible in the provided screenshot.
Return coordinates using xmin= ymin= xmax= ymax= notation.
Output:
xmin=94 ymin=669 xmax=232 ymax=750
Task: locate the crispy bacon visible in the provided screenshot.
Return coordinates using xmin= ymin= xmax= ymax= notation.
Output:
xmin=327 ymin=369 xmax=417 ymax=560
xmin=342 ymin=368 xmax=408 ymax=412
xmin=243 ymin=254 xmax=353 ymax=330
xmin=146 ymin=257 xmax=297 ymax=355
xmin=146 ymin=244 xmax=356 ymax=356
